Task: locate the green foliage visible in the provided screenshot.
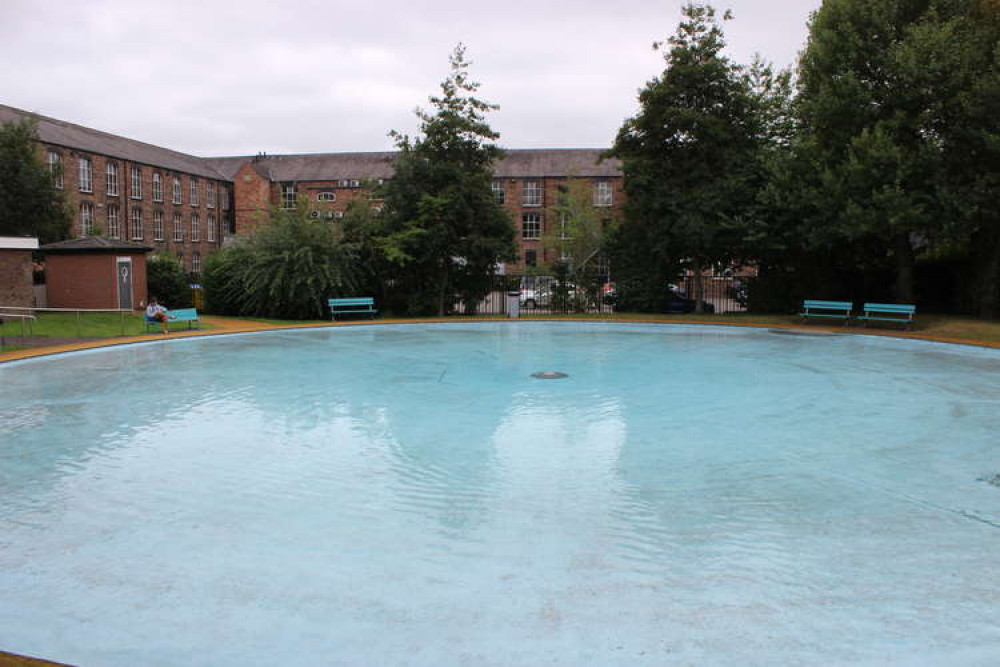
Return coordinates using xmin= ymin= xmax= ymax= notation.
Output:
xmin=607 ymin=3 xmax=781 ymax=312
xmin=146 ymin=253 xmax=193 ymax=309
xmin=380 ymin=44 xmax=516 ymax=316
xmin=792 ymin=0 xmax=980 ymax=303
xmin=0 ymin=119 xmax=71 ymax=243
xmin=202 ymin=206 xmax=359 ymax=319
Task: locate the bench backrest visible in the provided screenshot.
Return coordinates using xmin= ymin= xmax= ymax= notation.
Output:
xmin=862 ymin=303 xmax=916 ymax=315
xmin=328 ymin=298 xmax=374 ymax=308
xmin=168 ymin=308 xmax=199 ymax=321
xmin=803 ymin=300 xmax=853 ymax=311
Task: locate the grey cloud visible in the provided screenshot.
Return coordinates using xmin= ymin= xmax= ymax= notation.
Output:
xmin=0 ymin=0 xmax=820 ymax=156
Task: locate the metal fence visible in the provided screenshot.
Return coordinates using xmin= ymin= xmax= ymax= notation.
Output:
xmin=445 ymin=274 xmax=753 ymax=317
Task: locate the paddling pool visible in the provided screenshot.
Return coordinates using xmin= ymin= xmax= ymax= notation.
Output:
xmin=1 ymin=322 xmax=999 ymax=665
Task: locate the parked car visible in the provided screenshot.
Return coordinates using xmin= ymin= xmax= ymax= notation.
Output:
xmin=662 ymin=289 xmax=715 ymax=314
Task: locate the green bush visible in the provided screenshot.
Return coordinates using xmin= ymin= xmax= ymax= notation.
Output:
xmin=203 ymin=208 xmax=359 ymax=319
xmin=147 ymin=253 xmax=193 ymax=309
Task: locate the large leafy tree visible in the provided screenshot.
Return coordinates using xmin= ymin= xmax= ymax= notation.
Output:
xmin=0 ymin=119 xmax=71 ymax=243
xmin=607 ymin=3 xmax=765 ymax=312
xmin=381 ymin=44 xmax=516 ymax=316
xmin=202 ymin=203 xmax=358 ymax=319
xmin=794 ymin=0 xmax=976 ymax=304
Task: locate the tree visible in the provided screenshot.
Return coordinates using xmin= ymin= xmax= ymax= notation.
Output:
xmin=147 ymin=252 xmax=194 ymax=309
xmin=794 ymin=0 xmax=974 ymax=304
xmin=540 ymin=177 xmax=616 ymax=311
xmin=607 ymin=3 xmax=764 ymax=313
xmin=0 ymin=119 xmax=71 ymax=243
xmin=380 ymin=44 xmax=516 ymax=316
xmin=202 ymin=202 xmax=358 ymax=319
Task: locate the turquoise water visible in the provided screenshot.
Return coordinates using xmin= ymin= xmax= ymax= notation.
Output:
xmin=1 ymin=322 xmax=999 ymax=666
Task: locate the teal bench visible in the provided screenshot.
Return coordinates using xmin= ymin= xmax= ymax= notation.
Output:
xmin=328 ymin=297 xmax=377 ymax=320
xmin=800 ymin=300 xmax=853 ymax=325
xmin=145 ymin=308 xmax=200 ymax=333
xmin=856 ymin=303 xmax=916 ymax=330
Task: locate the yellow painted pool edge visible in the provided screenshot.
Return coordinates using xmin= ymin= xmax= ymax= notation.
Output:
xmin=2 ymin=316 xmax=998 ymax=365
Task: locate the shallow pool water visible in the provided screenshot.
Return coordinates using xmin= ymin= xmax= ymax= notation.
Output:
xmin=1 ymin=322 xmax=999 ymax=665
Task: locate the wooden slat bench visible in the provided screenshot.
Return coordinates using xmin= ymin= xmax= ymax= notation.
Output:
xmin=799 ymin=300 xmax=853 ymax=325
xmin=328 ymin=297 xmax=377 ymax=321
xmin=145 ymin=308 xmax=200 ymax=333
xmin=856 ymin=303 xmax=916 ymax=330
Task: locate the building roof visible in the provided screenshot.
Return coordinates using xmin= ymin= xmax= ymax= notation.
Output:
xmin=203 ymin=148 xmax=622 ymax=182
xmin=40 ymin=237 xmax=153 ymax=253
xmin=0 ymin=236 xmax=39 ymax=250
xmin=0 ymin=104 xmax=229 ymax=181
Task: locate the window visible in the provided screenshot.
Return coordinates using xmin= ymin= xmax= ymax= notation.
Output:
xmin=153 ymin=210 xmax=164 ymax=241
xmin=80 ymin=202 xmax=94 ymax=236
xmin=316 ymin=192 xmax=336 ymax=202
xmin=522 ymin=180 xmax=542 ymax=207
xmin=492 ymin=181 xmax=505 ymax=204
xmin=338 ymin=179 xmax=349 ymax=188
xmin=104 ymin=162 xmax=118 ymax=196
xmin=130 ymin=207 xmax=143 ymax=240
xmin=207 ymin=213 xmax=216 ymax=242
xmin=350 ymin=180 xmax=360 ymax=188
xmin=107 ymin=204 xmax=121 ymax=239
xmin=524 ymin=249 xmax=537 ymax=267
xmin=48 ymin=151 xmax=63 ymax=189
xmin=78 ymin=157 xmax=93 ymax=192
xmin=207 ymin=182 xmax=216 ymax=208
xmin=192 ymin=252 xmax=202 ymax=274
xmin=593 ymin=181 xmax=613 ymax=207
xmin=191 ymin=213 xmax=200 ymax=242
xmin=281 ymin=183 xmax=296 ymax=210
xmin=559 ymin=215 xmax=571 ymax=240
xmin=221 ymin=186 xmax=230 ymax=210
xmin=173 ymin=212 xmax=184 ymax=242
xmin=522 ymin=213 xmax=541 ymax=240
xmin=172 ymin=176 xmax=182 ymax=204
xmin=189 ymin=178 xmax=199 ymax=206
xmin=152 ymin=173 xmax=163 ymax=202
xmin=130 ymin=166 xmax=142 ymax=199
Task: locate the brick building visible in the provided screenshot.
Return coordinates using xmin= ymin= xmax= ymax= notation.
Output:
xmin=0 ymin=105 xmax=234 ymax=276
xmin=2 ymin=104 xmax=624 ymax=274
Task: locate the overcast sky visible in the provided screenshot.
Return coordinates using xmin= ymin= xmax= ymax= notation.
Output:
xmin=1 ymin=0 xmax=820 ymax=157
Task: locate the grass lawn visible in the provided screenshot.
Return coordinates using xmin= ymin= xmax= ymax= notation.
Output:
xmin=0 ymin=311 xmax=210 ymax=343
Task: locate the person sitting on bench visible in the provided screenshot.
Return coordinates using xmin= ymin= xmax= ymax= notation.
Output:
xmin=145 ymin=298 xmax=173 ymax=333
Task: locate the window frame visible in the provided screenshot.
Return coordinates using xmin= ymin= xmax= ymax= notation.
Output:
xmin=130 ymin=165 xmax=142 ymax=199
xmin=492 ymin=181 xmax=505 ymax=205
xmin=189 ymin=178 xmax=199 ymax=207
xmin=191 ymin=212 xmax=200 ymax=242
xmin=207 ymin=213 xmax=216 ymax=242
xmin=522 ymin=180 xmax=542 ymax=207
xmin=107 ymin=203 xmax=120 ymax=239
xmin=153 ymin=210 xmax=164 ymax=241
xmin=129 ymin=206 xmax=143 ymax=241
xmin=172 ymin=176 xmax=182 ymax=204
xmin=206 ymin=182 xmax=216 ymax=208
xmin=48 ymin=151 xmax=63 ymax=189
xmin=522 ymin=212 xmax=542 ymax=240
xmin=80 ymin=202 xmax=94 ymax=236
xmin=78 ymin=156 xmax=93 ymax=193
xmin=152 ymin=172 xmax=163 ymax=202
xmin=593 ymin=181 xmax=613 ymax=207
xmin=173 ymin=212 xmax=184 ymax=242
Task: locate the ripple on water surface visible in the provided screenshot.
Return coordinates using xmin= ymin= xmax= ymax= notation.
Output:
xmin=1 ymin=322 xmax=999 ymax=666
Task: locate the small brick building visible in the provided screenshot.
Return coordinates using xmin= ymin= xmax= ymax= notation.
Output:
xmin=42 ymin=237 xmax=152 ymax=310
xmin=0 ymin=236 xmax=39 ymax=307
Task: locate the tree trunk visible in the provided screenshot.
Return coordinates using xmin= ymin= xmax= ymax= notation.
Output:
xmin=692 ymin=260 xmax=704 ymax=314
xmin=893 ymin=232 xmax=916 ymax=304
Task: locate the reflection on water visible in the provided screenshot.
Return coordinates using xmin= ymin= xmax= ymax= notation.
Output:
xmin=1 ymin=323 xmax=999 ymax=666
